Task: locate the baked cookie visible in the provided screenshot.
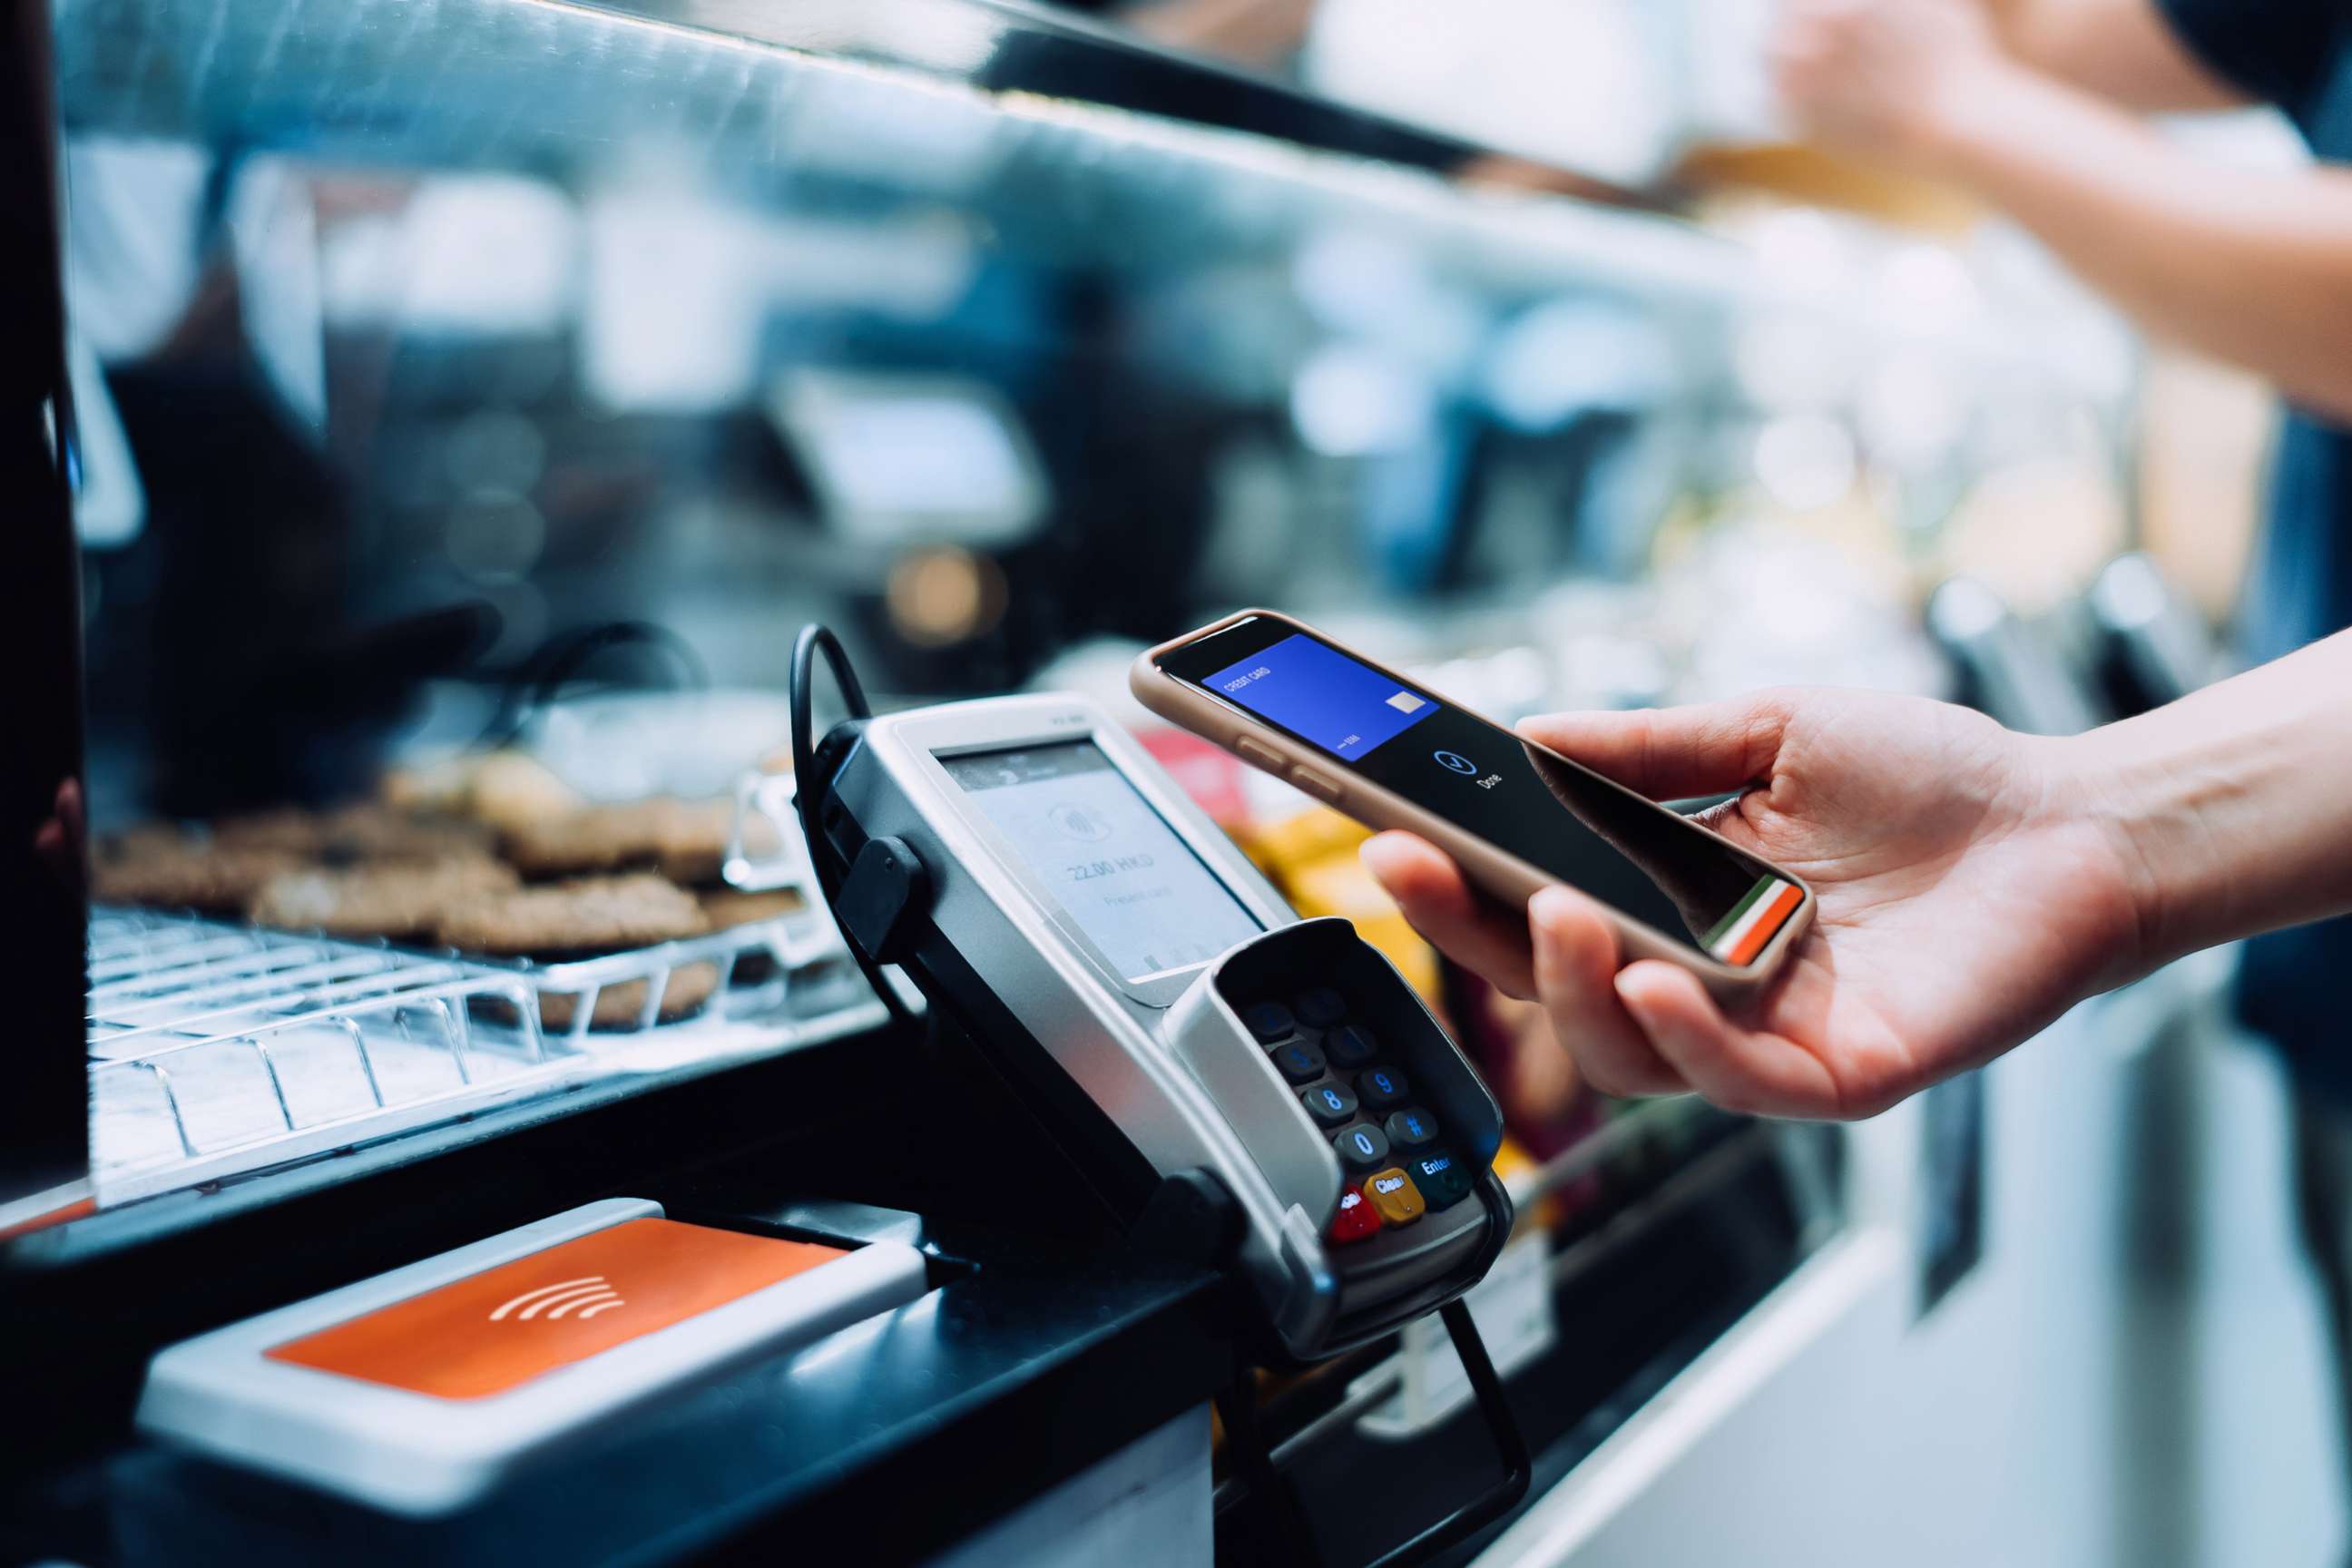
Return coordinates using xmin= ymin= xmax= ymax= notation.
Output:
xmin=92 ymin=832 xmax=309 ymax=914
xmin=697 ymin=887 xmax=805 ymax=929
xmin=652 ymin=799 xmax=743 ymax=887
xmin=465 ymin=753 xmax=585 ymax=838
xmin=214 ymin=802 xmax=493 ymax=865
xmin=534 ymin=964 xmax=721 ymax=1032
xmin=698 ymin=886 xmax=805 ymax=985
xmin=497 ymin=796 xmax=778 ymax=886
xmin=248 ymin=857 xmax=519 ymax=942
xmin=435 ymin=872 xmax=707 ymax=953
xmin=381 ymin=751 xmax=586 ymax=835
xmin=435 ymin=874 xmax=718 ymax=1030
xmin=497 ymin=801 xmax=680 ymax=880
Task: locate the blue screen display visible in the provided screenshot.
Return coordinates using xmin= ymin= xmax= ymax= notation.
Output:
xmin=1204 ymin=632 xmax=1438 ymax=760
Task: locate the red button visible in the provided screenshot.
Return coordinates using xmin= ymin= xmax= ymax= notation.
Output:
xmin=1329 ymin=1184 xmax=1382 ymax=1245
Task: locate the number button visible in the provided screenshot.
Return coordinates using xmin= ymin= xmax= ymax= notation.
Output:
xmin=1301 ymin=1082 xmax=1359 ymax=1126
xmin=1364 ymin=1168 xmax=1426 ymax=1226
xmin=1358 ymin=1064 xmax=1411 ymax=1109
xmin=1295 ymin=987 xmax=1348 ymax=1029
xmin=1325 ymin=1024 xmax=1378 ymax=1068
xmin=1385 ymin=1107 xmax=1439 ymax=1149
xmin=1241 ymin=1002 xmax=1295 ymax=1043
xmin=1328 ymin=1185 xmax=1381 ymax=1245
xmin=1335 ymin=1123 xmax=1391 ymax=1171
xmin=1270 ymin=1041 xmax=1328 ymax=1084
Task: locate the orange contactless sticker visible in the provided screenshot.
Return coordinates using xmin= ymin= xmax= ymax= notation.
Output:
xmin=265 ymin=1219 xmax=848 ymax=1401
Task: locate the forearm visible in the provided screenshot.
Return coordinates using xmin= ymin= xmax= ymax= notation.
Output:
xmin=1918 ymin=68 xmax=2352 ymax=421
xmin=2065 ymin=632 xmax=2352 ymax=972
xmin=1978 ymin=0 xmax=2245 ymax=111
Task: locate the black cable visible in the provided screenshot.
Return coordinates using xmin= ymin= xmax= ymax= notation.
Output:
xmin=475 ymin=620 xmax=710 ymax=750
xmin=790 ymin=623 xmax=918 ymax=1032
xmin=1215 ymin=1376 xmax=1323 ymax=1567
xmin=1220 ymin=1296 xmax=1531 ymax=1568
xmin=1359 ymin=1299 xmax=1533 ymax=1568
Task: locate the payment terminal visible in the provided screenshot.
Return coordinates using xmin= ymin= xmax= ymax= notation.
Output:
xmin=789 ymin=627 xmax=1528 ymax=1563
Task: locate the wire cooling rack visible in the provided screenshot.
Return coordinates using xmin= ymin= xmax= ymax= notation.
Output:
xmin=86 ymin=903 xmax=885 ymax=1203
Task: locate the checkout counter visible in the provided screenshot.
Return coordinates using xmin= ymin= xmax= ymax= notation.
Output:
xmin=3 ymin=0 xmax=2160 ymax=1562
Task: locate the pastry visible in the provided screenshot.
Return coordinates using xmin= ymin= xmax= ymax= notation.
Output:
xmin=464 ymin=753 xmax=584 ymax=837
xmin=498 ymin=797 xmax=778 ymax=886
xmin=698 ymin=886 xmax=805 ymax=984
xmin=696 ymin=887 xmax=804 ymax=929
xmin=92 ymin=836 xmax=309 ymax=915
xmin=248 ymin=858 xmax=519 ymax=942
xmin=497 ymin=801 xmax=680 ymax=880
xmin=435 ymin=874 xmax=718 ymax=1030
xmin=213 ymin=802 xmax=493 ymax=864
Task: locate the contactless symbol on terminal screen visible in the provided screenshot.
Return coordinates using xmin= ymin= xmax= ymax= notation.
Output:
xmin=1047 ymin=803 xmax=1112 ymax=842
xmin=1434 ymin=750 xmax=1476 ymax=776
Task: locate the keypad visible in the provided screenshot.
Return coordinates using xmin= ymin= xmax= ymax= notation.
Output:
xmin=1358 ymin=1065 xmax=1411 ymax=1110
xmin=1325 ymin=1024 xmax=1378 ymax=1068
xmin=1270 ymin=1040 xmax=1328 ymax=1084
xmin=1296 ymin=987 xmax=1348 ymax=1029
xmin=1242 ymin=1002 xmax=1296 ymax=1043
xmin=1385 ymin=1107 xmax=1439 ymax=1149
xmin=1235 ymin=985 xmax=1486 ymax=1241
xmin=1335 ymin=1122 xmax=1391 ymax=1171
xmin=1300 ymin=1081 xmax=1359 ymax=1126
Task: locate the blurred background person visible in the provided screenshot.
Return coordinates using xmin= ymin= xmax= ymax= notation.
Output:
xmin=1777 ymin=0 xmax=2352 ymax=1519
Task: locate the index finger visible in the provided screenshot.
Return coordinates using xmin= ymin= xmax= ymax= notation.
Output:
xmin=1359 ymin=831 xmax=1538 ymax=1000
xmin=1516 ymin=693 xmax=1789 ymax=803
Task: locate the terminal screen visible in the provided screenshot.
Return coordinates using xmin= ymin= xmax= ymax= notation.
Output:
xmin=942 ymin=740 xmax=1261 ymax=981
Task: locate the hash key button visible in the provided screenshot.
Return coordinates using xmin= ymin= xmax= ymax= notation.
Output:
xmin=1271 ymin=1041 xmax=1328 ymax=1084
xmin=1408 ymin=1151 xmax=1475 ymax=1210
xmin=1364 ymin=1168 xmax=1426 ymax=1226
xmin=1335 ymin=1123 xmax=1391 ymax=1171
xmin=1385 ymin=1107 xmax=1438 ymax=1149
xmin=1301 ymin=1082 xmax=1359 ymax=1126
xmin=1358 ymin=1065 xmax=1411 ymax=1109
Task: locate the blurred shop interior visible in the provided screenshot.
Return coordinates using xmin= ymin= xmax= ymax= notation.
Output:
xmin=5 ymin=0 xmax=2339 ymax=1563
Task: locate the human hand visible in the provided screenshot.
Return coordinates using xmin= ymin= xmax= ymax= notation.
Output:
xmin=1771 ymin=0 xmax=2014 ymax=169
xmin=1362 ymin=689 xmax=2147 ymax=1119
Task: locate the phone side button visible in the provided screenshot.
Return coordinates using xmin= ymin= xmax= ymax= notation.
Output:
xmin=1235 ymin=737 xmax=1287 ymax=773
xmin=1289 ymin=766 xmax=1342 ymax=803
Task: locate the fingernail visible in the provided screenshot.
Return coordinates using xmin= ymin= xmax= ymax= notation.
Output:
xmin=1528 ymin=886 xmax=1580 ymax=934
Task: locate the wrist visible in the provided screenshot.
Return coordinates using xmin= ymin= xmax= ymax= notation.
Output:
xmin=1900 ymin=55 xmax=2045 ymax=181
xmin=2037 ymin=722 xmax=2210 ymax=988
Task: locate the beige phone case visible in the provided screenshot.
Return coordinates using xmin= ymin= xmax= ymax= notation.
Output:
xmin=1131 ymin=608 xmax=1814 ymax=1004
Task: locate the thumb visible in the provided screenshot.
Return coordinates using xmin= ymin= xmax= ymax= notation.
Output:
xmin=1515 ymin=692 xmax=1789 ymax=802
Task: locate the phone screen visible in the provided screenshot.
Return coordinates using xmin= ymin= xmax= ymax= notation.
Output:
xmin=1159 ymin=618 xmax=1804 ymax=965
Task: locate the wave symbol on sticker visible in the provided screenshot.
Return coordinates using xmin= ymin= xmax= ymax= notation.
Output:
xmin=488 ymin=1275 xmax=627 ymax=1322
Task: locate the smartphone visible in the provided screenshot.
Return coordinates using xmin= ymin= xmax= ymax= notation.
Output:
xmin=1132 ymin=609 xmax=1813 ymax=999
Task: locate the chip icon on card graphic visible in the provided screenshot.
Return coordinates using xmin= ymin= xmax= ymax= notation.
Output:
xmin=1385 ymin=691 xmax=1425 ymax=714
